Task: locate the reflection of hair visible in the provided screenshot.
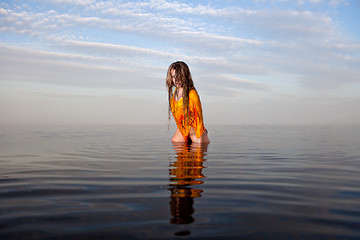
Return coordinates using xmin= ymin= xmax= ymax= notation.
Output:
xmin=169 ymin=187 xmax=194 ymax=224
xmin=166 ymin=61 xmax=196 ymax=125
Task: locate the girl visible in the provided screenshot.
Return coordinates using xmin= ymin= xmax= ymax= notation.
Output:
xmin=166 ymin=61 xmax=210 ymax=143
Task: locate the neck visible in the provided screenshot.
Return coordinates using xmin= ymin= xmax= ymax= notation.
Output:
xmin=175 ymin=87 xmax=183 ymax=100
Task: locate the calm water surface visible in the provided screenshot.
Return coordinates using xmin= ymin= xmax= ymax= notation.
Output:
xmin=1 ymin=125 xmax=360 ymax=239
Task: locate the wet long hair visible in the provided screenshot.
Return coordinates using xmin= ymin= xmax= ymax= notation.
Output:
xmin=166 ymin=61 xmax=196 ymax=126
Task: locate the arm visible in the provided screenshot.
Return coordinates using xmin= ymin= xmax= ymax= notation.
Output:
xmin=188 ymin=90 xmax=209 ymax=143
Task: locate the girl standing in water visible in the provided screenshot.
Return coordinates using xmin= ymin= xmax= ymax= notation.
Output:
xmin=166 ymin=61 xmax=210 ymax=143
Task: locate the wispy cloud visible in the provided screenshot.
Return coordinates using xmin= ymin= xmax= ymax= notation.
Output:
xmin=0 ymin=43 xmax=165 ymax=89
xmin=0 ymin=0 xmax=359 ymax=125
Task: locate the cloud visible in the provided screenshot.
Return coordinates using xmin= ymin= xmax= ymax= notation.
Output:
xmin=257 ymin=0 xmax=348 ymax=7
xmin=0 ymin=41 xmax=269 ymax=97
xmin=35 ymin=0 xmax=96 ymax=6
xmin=0 ymin=43 xmax=163 ymax=89
xmin=1 ymin=0 xmax=359 ymax=125
xmin=50 ymin=39 xmax=177 ymax=62
xmin=328 ymin=0 xmax=348 ymax=7
xmin=1 ymin=0 xmax=359 ymax=93
xmin=0 ymin=2 xmax=340 ymax=45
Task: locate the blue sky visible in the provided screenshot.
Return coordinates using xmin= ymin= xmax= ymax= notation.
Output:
xmin=0 ymin=0 xmax=359 ymax=125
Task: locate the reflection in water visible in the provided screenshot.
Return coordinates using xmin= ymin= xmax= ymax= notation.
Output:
xmin=169 ymin=142 xmax=208 ymax=226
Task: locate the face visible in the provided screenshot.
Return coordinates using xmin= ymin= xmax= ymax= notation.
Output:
xmin=171 ymin=69 xmax=181 ymax=88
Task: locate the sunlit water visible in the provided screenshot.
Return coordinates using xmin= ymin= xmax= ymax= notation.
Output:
xmin=1 ymin=125 xmax=360 ymax=239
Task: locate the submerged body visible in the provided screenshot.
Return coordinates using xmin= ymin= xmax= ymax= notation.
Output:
xmin=171 ymin=88 xmax=209 ymax=143
xmin=166 ymin=61 xmax=210 ymax=144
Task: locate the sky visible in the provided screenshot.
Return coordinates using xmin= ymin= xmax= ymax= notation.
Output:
xmin=0 ymin=0 xmax=359 ymax=126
